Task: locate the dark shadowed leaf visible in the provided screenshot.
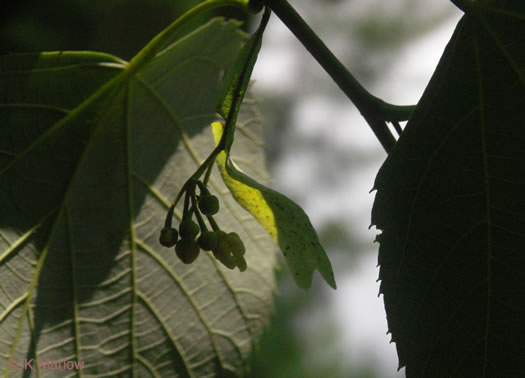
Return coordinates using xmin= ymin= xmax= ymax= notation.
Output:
xmin=372 ymin=1 xmax=525 ymax=376
xmin=0 ymin=18 xmax=277 ymax=377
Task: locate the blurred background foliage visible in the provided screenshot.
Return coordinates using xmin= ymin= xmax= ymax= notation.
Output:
xmin=1 ymin=1 xmax=460 ymax=376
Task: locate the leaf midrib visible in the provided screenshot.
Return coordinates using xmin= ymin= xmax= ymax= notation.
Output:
xmin=125 ymin=80 xmax=140 ymax=378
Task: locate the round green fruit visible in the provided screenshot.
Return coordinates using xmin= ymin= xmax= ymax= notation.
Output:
xmin=212 ymin=249 xmax=236 ymax=269
xmin=212 ymin=233 xmax=236 ymax=269
xmin=227 ymin=232 xmax=246 ymax=256
xmin=179 ymin=219 xmax=200 ymax=239
xmin=232 ymin=253 xmax=247 ymax=272
xmin=175 ymin=238 xmax=200 ymax=264
xmin=159 ymin=227 xmax=178 ymax=247
xmin=198 ymin=231 xmax=218 ymax=251
xmin=198 ymin=195 xmax=220 ymax=215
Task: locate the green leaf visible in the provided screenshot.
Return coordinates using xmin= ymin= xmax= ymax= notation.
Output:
xmin=372 ymin=2 xmax=525 ymax=376
xmin=0 ymin=18 xmax=277 ymax=377
xmin=212 ymin=122 xmax=336 ymax=290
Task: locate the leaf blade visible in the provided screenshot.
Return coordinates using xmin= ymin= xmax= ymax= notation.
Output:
xmin=0 ymin=18 xmax=277 ymax=377
xmin=372 ymin=3 xmax=525 ymax=376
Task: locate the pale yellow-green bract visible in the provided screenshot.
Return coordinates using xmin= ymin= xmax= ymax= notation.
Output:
xmin=212 ymin=122 xmax=336 ymax=289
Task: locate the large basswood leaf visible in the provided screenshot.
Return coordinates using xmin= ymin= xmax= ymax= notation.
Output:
xmin=0 ymin=19 xmax=277 ymax=377
xmin=372 ymin=2 xmax=525 ymax=376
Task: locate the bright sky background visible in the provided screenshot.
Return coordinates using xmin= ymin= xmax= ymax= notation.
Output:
xmin=253 ymin=1 xmax=463 ymax=376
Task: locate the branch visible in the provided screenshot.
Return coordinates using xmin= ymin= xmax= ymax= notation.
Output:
xmin=260 ymin=0 xmax=416 ymax=152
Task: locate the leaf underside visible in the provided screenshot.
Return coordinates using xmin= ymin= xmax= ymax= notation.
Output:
xmin=372 ymin=2 xmax=525 ymax=377
xmin=0 ymin=19 xmax=277 ymax=377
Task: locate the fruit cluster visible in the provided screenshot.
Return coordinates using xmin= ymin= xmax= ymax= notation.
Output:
xmin=159 ymin=180 xmax=247 ymax=271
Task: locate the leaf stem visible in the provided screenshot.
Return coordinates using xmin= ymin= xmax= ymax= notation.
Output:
xmin=203 ymin=158 xmax=216 ymax=185
xmin=166 ymin=144 xmax=223 ymax=214
xmin=391 ymin=121 xmax=403 ymax=136
xmin=207 ymin=214 xmax=221 ymax=232
xmin=191 ymin=192 xmax=209 ymax=232
xmin=260 ymin=0 xmax=415 ymax=151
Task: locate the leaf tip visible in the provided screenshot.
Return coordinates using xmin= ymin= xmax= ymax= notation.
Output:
xmin=323 ymin=270 xmax=337 ymax=290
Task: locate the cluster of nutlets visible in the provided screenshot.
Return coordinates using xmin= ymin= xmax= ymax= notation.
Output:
xmin=159 ymin=180 xmax=247 ymax=271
